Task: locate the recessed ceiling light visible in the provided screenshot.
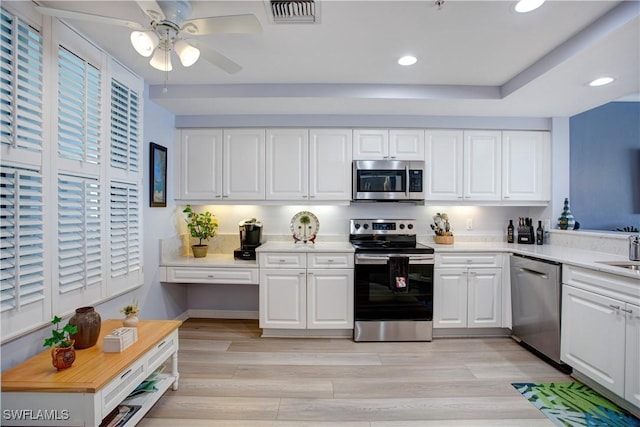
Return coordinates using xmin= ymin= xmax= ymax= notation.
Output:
xmin=398 ymin=55 xmax=417 ymax=66
xmin=589 ymin=77 xmax=614 ymax=87
xmin=515 ymin=0 xmax=545 ymax=13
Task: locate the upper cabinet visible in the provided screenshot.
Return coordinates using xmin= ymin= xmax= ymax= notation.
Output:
xmin=177 ymin=128 xmax=265 ymax=201
xmin=426 ymin=129 xmax=550 ymax=203
xmin=177 ymin=129 xmax=223 ymax=200
xmin=266 ymin=128 xmax=352 ymax=201
xmin=502 ymin=131 xmax=551 ymax=202
xmin=353 ymin=129 xmax=424 ymax=160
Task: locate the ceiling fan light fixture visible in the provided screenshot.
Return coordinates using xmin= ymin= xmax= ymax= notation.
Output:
xmin=149 ymin=48 xmax=173 ymax=71
xmin=174 ymin=40 xmax=200 ymax=67
xmin=514 ymin=0 xmax=545 ymax=13
xmin=130 ymin=30 xmax=159 ymax=57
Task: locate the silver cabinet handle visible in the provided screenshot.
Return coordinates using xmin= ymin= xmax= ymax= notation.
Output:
xmin=609 ymin=304 xmax=621 ymax=311
xmin=621 ymin=308 xmax=633 ymax=314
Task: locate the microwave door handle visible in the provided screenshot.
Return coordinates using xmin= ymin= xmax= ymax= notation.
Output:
xmin=405 ymin=165 xmax=410 ymax=197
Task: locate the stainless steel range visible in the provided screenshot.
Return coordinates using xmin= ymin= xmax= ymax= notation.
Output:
xmin=350 ymin=219 xmax=434 ymax=342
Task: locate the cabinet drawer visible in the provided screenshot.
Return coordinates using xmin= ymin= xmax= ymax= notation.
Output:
xmin=166 ymin=267 xmax=258 ymax=284
xmin=100 ymin=356 xmax=148 ymax=417
xmin=563 ymin=265 xmax=640 ymax=304
xmin=436 ymin=253 xmax=502 ymax=268
xmin=259 ymin=253 xmax=307 ymax=268
xmin=307 ymin=253 xmax=354 ymax=268
xmin=147 ymin=329 xmax=178 ymax=373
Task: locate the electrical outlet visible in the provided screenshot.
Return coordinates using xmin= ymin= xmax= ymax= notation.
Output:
xmin=466 ymin=218 xmax=473 ymax=230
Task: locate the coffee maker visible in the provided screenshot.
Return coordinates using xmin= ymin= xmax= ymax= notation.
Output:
xmin=234 ymin=218 xmax=263 ymax=260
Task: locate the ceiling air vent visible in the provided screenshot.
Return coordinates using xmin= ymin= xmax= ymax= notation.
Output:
xmin=268 ymin=0 xmax=319 ymax=24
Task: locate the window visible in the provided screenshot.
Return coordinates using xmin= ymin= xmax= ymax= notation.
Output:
xmin=0 ymin=7 xmax=44 ymax=155
xmin=110 ymin=181 xmax=140 ymax=291
xmin=110 ymin=78 xmax=140 ymax=174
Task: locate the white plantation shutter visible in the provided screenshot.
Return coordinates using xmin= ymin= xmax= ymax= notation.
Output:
xmin=0 ymin=7 xmax=44 ymax=155
xmin=110 ymin=78 xmax=140 ymax=174
xmin=0 ymin=165 xmax=44 ymax=312
xmin=57 ymin=174 xmax=102 ymax=296
xmin=110 ymin=181 xmax=140 ymax=280
xmin=57 ymin=45 xmax=101 ymax=166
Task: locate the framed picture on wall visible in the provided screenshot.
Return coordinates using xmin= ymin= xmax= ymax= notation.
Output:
xmin=150 ymin=142 xmax=167 ymax=207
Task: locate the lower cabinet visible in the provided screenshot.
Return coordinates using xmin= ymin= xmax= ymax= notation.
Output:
xmin=259 ymin=252 xmax=354 ymax=330
xmin=561 ymin=265 xmax=640 ymax=409
xmin=433 ymin=253 xmax=502 ymax=329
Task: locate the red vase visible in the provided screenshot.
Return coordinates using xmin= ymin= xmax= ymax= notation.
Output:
xmin=51 ymin=342 xmax=76 ymax=370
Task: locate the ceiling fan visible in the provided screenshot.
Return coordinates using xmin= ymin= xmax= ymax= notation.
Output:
xmin=35 ymin=0 xmax=262 ymax=74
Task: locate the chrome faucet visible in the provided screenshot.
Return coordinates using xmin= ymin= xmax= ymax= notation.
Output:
xmin=630 ymin=235 xmax=640 ymax=261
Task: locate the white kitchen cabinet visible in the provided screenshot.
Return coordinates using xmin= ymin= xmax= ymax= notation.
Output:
xmin=625 ymin=303 xmax=640 ymax=408
xmin=177 ymin=129 xmax=223 ymax=199
xmin=266 ymin=128 xmax=309 ymax=200
xmin=259 ymin=252 xmax=354 ymax=330
xmin=425 ymin=130 xmax=501 ymax=201
xmin=502 ymin=131 xmax=551 ymax=201
xmin=425 ymin=129 xmax=463 ymax=200
xmin=223 ymin=129 xmax=266 ymax=200
xmin=266 ymin=128 xmax=352 ymax=201
xmin=561 ymin=265 xmax=640 ymax=408
xmin=464 ymin=130 xmax=502 ymax=201
xmin=177 ymin=128 xmax=265 ymax=201
xmin=309 ymin=128 xmax=353 ymax=200
xmin=434 ymin=253 xmax=502 ymax=329
xmin=353 ymin=129 xmax=424 ymax=160
xmin=562 ymin=284 xmax=626 ymax=396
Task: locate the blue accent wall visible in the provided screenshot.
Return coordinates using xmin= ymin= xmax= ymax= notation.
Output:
xmin=570 ymin=101 xmax=640 ymax=231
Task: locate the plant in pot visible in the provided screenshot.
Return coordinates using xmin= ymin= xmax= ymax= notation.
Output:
xmin=431 ymin=212 xmax=454 ymax=244
xmin=120 ymin=298 xmax=140 ymax=327
xmin=43 ymin=316 xmax=78 ymax=370
xmin=183 ymin=205 xmax=218 ymax=258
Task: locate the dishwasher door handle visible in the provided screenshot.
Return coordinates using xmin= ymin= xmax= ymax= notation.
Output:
xmin=519 ymin=267 xmax=549 ymax=280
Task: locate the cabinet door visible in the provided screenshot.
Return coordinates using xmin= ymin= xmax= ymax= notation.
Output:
xmin=259 ymin=269 xmax=306 ymax=329
xmin=178 ymin=129 xmax=223 ymax=199
xmin=467 ymin=268 xmax=502 ymax=328
xmin=625 ymin=303 xmax=640 ymax=407
xmin=502 ymin=131 xmax=550 ymax=201
xmin=425 ymin=130 xmax=464 ymax=201
xmin=353 ymin=129 xmax=389 ymax=159
xmin=561 ymin=285 xmax=625 ymax=397
xmin=389 ymin=129 xmax=425 ymax=160
xmin=266 ymin=129 xmax=309 ymax=200
xmin=223 ymin=129 xmax=265 ymax=200
xmin=307 ymin=269 xmax=354 ymax=329
xmin=433 ymin=269 xmax=468 ymax=328
xmin=309 ymin=129 xmax=352 ymax=200
xmin=463 ymin=131 xmax=501 ymax=201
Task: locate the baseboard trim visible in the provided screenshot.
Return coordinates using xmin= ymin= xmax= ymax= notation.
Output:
xmin=186 ymin=309 xmax=259 ymax=320
xmin=433 ymin=327 xmax=511 ymax=338
xmin=261 ymin=328 xmax=353 ymax=338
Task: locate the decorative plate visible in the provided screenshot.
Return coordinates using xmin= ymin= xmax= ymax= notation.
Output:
xmin=290 ymin=211 xmax=319 ymax=244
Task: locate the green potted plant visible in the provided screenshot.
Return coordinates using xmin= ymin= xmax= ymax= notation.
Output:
xmin=120 ymin=298 xmax=140 ymax=327
xmin=183 ymin=205 xmax=218 ymax=258
xmin=43 ymin=316 xmax=78 ymax=370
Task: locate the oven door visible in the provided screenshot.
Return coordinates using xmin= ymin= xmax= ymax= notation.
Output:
xmin=354 ymin=253 xmax=434 ymax=321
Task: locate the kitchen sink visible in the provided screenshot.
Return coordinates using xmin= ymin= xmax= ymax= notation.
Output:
xmin=596 ymin=260 xmax=640 ymax=271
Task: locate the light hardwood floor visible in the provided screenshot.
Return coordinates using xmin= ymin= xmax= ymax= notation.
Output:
xmin=139 ymin=319 xmax=570 ymax=426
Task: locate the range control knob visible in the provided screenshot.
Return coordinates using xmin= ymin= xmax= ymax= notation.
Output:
xmin=354 ymin=223 xmax=361 ymax=230
xmin=407 ymin=224 xmax=414 ymax=230
xmin=399 ymin=224 xmax=405 ymax=230
xmin=363 ymin=223 xmax=369 ymax=230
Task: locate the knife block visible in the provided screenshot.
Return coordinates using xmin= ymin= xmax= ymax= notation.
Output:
xmin=517 ymin=226 xmax=535 ymax=244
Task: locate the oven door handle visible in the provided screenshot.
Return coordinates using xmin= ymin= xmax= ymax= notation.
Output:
xmin=355 ymin=254 xmax=434 ymax=265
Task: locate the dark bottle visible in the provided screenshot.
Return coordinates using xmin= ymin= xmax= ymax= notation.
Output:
xmin=507 ymin=220 xmax=514 ymax=243
xmin=536 ymin=220 xmax=544 ymax=245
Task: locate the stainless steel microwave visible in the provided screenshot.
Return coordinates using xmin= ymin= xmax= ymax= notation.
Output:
xmin=352 ymin=160 xmax=425 ymax=201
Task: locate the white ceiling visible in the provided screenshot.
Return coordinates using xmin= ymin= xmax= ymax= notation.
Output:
xmin=37 ymin=0 xmax=640 ymax=117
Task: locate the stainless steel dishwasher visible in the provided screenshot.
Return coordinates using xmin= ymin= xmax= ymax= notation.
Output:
xmin=510 ymin=254 xmax=565 ymax=366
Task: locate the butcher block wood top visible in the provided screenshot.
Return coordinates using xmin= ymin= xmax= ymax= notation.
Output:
xmin=1 ymin=319 xmax=182 ymax=393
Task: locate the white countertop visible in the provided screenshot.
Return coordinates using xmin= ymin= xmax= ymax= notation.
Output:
xmin=425 ymin=240 xmax=640 ymax=280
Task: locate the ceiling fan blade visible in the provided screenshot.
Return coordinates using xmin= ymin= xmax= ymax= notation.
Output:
xmin=181 ymin=14 xmax=262 ymax=36
xmin=197 ymin=45 xmax=242 ymax=74
xmin=135 ymin=0 xmax=166 ymax=22
xmin=35 ymin=6 xmax=144 ymax=30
